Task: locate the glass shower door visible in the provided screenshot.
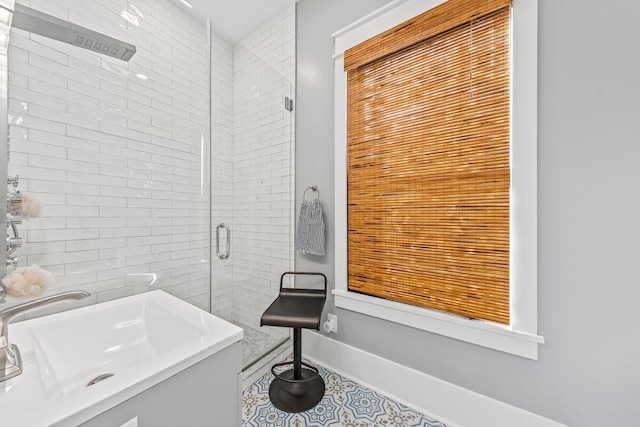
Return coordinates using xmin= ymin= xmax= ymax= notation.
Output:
xmin=210 ymin=40 xmax=295 ymax=370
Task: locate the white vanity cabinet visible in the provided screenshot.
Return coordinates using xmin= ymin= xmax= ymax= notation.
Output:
xmin=80 ymin=342 xmax=241 ymax=427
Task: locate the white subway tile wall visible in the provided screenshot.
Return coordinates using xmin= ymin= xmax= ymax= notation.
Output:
xmin=7 ymin=0 xmax=212 ymax=313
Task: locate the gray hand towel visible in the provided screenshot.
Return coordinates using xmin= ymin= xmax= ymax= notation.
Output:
xmin=295 ymin=198 xmax=325 ymax=256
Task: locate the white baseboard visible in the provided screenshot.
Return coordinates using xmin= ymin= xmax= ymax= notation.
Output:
xmin=302 ymin=330 xmax=566 ymax=427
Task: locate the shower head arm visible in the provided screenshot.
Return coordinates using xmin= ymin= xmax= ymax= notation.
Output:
xmin=11 ymin=4 xmax=136 ymax=61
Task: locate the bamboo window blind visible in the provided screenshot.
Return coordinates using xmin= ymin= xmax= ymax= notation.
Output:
xmin=346 ymin=0 xmax=512 ymax=324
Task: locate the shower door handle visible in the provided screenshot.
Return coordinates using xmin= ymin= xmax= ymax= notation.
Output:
xmin=216 ymin=223 xmax=230 ymax=260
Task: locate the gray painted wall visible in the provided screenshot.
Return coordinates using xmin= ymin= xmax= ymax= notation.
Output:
xmin=295 ymin=0 xmax=640 ymax=426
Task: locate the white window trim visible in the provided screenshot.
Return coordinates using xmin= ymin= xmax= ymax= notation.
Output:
xmin=332 ymin=0 xmax=543 ymax=359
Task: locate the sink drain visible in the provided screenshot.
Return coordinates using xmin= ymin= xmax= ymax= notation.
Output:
xmin=87 ymin=373 xmax=114 ymax=387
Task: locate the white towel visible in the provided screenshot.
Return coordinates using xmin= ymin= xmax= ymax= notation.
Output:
xmin=295 ymin=199 xmax=325 ymax=256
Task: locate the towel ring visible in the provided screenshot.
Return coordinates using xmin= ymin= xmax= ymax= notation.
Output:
xmin=303 ymin=186 xmax=319 ymax=201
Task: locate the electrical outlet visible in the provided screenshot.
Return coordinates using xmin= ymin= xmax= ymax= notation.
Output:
xmin=327 ymin=313 xmax=337 ymax=333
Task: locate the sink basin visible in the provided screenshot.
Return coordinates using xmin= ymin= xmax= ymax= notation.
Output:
xmin=0 ymin=290 xmax=243 ymax=426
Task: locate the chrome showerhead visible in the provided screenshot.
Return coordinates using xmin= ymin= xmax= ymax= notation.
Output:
xmin=11 ymin=4 xmax=136 ymax=61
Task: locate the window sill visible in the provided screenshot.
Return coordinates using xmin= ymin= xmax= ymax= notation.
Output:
xmin=333 ymin=289 xmax=544 ymax=360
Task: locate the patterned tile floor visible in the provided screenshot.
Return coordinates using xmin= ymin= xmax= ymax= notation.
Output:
xmin=242 ymin=361 xmax=447 ymax=427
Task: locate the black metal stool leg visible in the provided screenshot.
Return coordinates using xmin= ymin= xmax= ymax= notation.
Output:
xmin=268 ymin=327 xmax=325 ymax=413
xmin=293 ymin=327 xmax=302 ymax=379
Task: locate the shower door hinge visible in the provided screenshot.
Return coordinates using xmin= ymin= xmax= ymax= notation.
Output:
xmin=284 ymin=97 xmax=294 ymax=112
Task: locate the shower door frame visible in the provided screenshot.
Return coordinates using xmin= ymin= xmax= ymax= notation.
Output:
xmin=0 ymin=0 xmax=15 ymax=295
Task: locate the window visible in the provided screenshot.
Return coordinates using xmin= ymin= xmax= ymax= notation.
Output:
xmin=346 ymin=2 xmax=511 ymax=325
xmin=333 ymin=0 xmax=543 ymax=359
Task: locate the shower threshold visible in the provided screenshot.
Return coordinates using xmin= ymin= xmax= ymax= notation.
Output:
xmin=232 ymin=321 xmax=288 ymax=371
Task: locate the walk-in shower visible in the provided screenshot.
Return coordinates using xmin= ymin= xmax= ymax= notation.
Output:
xmin=0 ymin=0 xmax=295 ymax=373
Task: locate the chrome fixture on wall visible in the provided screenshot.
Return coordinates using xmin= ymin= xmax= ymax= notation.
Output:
xmin=303 ymin=185 xmax=319 ymax=201
xmin=6 ymin=175 xmax=21 ymax=261
xmin=2 ymin=174 xmax=22 ymax=302
xmin=11 ymin=4 xmax=136 ymax=61
xmin=284 ymin=96 xmax=294 ymax=112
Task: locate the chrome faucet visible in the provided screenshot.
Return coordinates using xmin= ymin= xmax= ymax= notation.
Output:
xmin=0 ymin=291 xmax=90 ymax=383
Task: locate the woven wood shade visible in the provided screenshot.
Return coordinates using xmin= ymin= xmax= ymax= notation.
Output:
xmin=346 ymin=4 xmax=512 ymax=324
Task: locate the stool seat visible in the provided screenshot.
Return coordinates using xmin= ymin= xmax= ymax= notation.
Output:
xmin=260 ymin=272 xmax=327 ymax=413
xmin=261 ymin=289 xmax=325 ymax=329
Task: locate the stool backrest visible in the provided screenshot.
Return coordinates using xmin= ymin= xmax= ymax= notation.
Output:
xmin=280 ymin=271 xmax=327 ymax=294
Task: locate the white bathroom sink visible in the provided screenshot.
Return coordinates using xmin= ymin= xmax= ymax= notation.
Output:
xmin=0 ymin=290 xmax=243 ymax=427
